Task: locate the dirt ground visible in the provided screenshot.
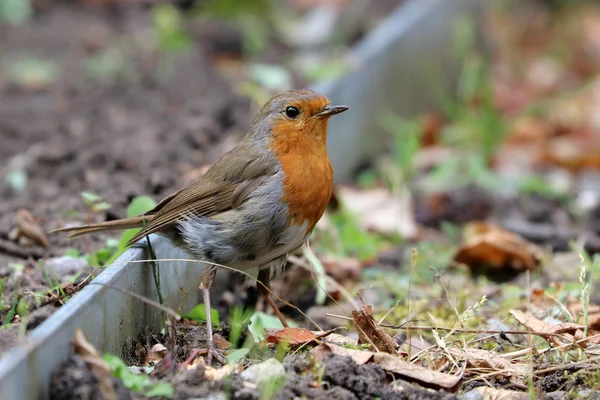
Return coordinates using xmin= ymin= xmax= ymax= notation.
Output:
xmin=4 ymin=1 xmax=600 ymax=399
xmin=0 ymin=0 xmax=404 ymax=396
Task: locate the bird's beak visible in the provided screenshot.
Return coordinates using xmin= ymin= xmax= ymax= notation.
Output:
xmin=314 ymin=105 xmax=350 ymax=118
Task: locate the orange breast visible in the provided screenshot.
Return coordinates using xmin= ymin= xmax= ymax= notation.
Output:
xmin=270 ymin=122 xmax=334 ymax=233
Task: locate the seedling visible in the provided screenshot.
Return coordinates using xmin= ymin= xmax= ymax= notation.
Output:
xmin=81 ymin=191 xmax=112 ymax=215
xmin=102 ymin=353 xmax=174 ymax=398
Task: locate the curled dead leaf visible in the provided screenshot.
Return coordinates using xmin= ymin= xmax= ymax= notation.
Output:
xmin=510 ymin=309 xmax=595 ymax=348
xmin=453 ymin=222 xmax=543 ymax=277
xmin=144 ymin=343 xmax=168 ymax=367
xmin=12 ymin=209 xmax=50 ymax=248
xmin=352 ymin=303 xmax=398 ymax=354
xmin=449 ymin=348 xmax=531 ymax=385
xmin=72 ymin=328 xmax=116 ymax=400
xmin=213 ymin=333 xmax=231 ymax=351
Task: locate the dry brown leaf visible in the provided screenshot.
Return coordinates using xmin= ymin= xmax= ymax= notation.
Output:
xmin=12 ymin=209 xmax=50 ymax=248
xmin=265 ymin=328 xmax=335 ymax=346
xmin=453 ymin=222 xmax=543 ymax=275
xmin=449 ymin=348 xmax=531 ymax=384
xmin=213 ymin=333 xmax=231 ymax=351
xmin=510 ymin=310 xmax=591 ymax=348
xmin=144 ymin=343 xmax=168 ymax=367
xmin=335 ymin=186 xmax=418 ymax=239
xmin=311 ymin=344 xmax=462 ymax=391
xmin=352 ymin=303 xmax=398 ymax=354
xmin=510 ymin=310 xmax=585 ymax=335
xmin=321 ymin=333 xmax=357 ymax=347
xmin=266 ymin=328 xmax=317 ymax=346
xmin=72 ymin=328 xmax=116 ymax=400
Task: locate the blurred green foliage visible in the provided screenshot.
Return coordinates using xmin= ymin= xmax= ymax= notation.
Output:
xmin=0 ymin=0 xmax=31 ymax=25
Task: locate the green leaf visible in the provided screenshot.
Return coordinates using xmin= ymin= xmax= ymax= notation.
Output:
xmin=180 ymin=304 xmax=220 ymax=326
xmin=81 ymin=191 xmax=100 ymax=204
xmin=102 ymin=354 xmax=173 ymax=398
xmin=93 ymin=201 xmax=112 ymax=212
xmin=0 ymin=0 xmax=31 ymax=25
xmin=248 ymin=311 xmax=283 ymax=342
xmin=94 ymin=248 xmax=113 ymax=265
xmin=64 ymin=248 xmax=81 ymax=258
xmin=104 ymin=195 xmax=157 ymax=265
xmin=227 ymin=348 xmax=249 ymax=363
xmin=5 ymin=169 xmax=28 ymax=192
xmin=105 ymin=238 xmax=120 ymax=249
xmin=127 ymin=196 xmax=157 ymax=218
xmin=144 ymin=383 xmax=175 ymax=398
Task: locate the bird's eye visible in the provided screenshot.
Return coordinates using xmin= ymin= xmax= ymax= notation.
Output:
xmin=284 ymin=106 xmax=300 ymax=119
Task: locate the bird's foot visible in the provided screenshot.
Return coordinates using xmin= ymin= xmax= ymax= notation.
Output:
xmin=206 ymin=342 xmax=227 ymax=365
xmin=180 ymin=343 xmax=226 ymax=369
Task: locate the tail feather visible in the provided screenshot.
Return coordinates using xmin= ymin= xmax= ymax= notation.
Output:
xmin=50 ymin=216 xmax=151 ymax=239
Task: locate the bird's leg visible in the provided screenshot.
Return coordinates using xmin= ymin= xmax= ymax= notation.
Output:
xmin=257 ymin=269 xmax=289 ymax=328
xmin=199 ymin=266 xmax=226 ymax=365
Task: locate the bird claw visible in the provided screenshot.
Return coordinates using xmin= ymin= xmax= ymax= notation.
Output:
xmin=206 ymin=344 xmax=227 ymax=366
xmin=180 ymin=344 xmax=226 ymax=369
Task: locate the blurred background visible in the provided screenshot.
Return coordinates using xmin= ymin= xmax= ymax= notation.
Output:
xmin=2 ymin=0 xmax=600 ymax=382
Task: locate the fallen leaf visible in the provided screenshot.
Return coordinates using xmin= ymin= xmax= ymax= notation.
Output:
xmin=265 ymin=328 xmax=335 ymax=346
xmin=453 ymin=222 xmax=543 ymax=277
xmin=335 ymin=186 xmax=418 ymax=239
xmin=510 ymin=309 xmax=592 ymax=348
xmin=311 ymin=343 xmax=462 ymax=391
xmin=144 ymin=343 xmax=168 ymax=367
xmin=510 ymin=310 xmax=585 ymax=335
xmin=72 ymin=328 xmax=116 ymax=400
xmin=449 ymin=348 xmax=531 ymax=384
xmin=321 ymin=333 xmax=357 ymax=347
xmin=12 ymin=209 xmax=50 ymax=248
xmin=352 ymin=303 xmax=398 ymax=354
xmin=213 ymin=333 xmax=231 ymax=351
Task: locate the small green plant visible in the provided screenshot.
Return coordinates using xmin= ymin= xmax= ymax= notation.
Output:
xmin=2 ymin=276 xmax=22 ymax=328
xmin=0 ymin=0 xmax=31 ymax=25
xmin=0 ymin=277 xmax=7 ymax=310
xmin=4 ymin=169 xmax=28 ymax=193
xmin=102 ymin=353 xmax=174 ymax=398
xmin=104 ymin=195 xmax=157 ymax=265
xmin=195 ymin=0 xmax=273 ymax=56
xmin=39 ymin=260 xmax=68 ymax=301
xmin=152 ymin=3 xmax=192 ymax=79
xmin=81 ymin=191 xmax=112 ymax=214
xmin=180 ymin=304 xmax=220 ymax=327
xmin=380 ymin=113 xmax=423 ymax=187
xmin=341 ymin=342 xmax=371 ymax=350
xmin=578 ymin=249 xmax=599 ymax=335
xmin=84 ymin=46 xmax=133 ymax=83
xmin=5 ymin=56 xmax=59 ymax=89
xmin=317 ymin=210 xmax=388 ymax=261
xmin=228 ymin=306 xmax=255 ymax=347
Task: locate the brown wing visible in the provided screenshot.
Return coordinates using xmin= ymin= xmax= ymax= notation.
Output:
xmin=127 ymin=143 xmax=277 ymax=245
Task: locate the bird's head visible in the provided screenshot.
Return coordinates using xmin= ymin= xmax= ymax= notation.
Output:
xmin=251 ymin=89 xmax=348 ymax=151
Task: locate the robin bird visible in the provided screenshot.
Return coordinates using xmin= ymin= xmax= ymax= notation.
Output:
xmin=51 ymin=88 xmax=348 ymax=363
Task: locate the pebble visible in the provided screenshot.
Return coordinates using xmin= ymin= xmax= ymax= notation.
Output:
xmin=240 ymin=358 xmax=286 ymax=386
